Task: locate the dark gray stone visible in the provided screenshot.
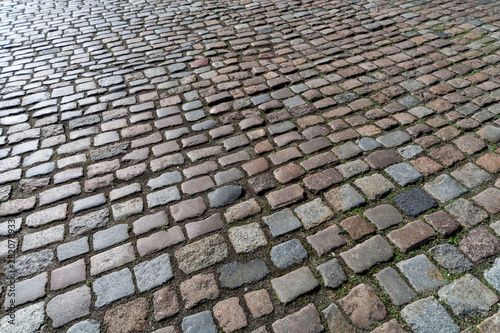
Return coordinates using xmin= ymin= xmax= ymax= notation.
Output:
xmin=394 ymin=188 xmax=437 ymax=217
xmin=218 ymin=259 xmax=269 ymax=289
xmin=208 ymin=185 xmax=242 ymax=207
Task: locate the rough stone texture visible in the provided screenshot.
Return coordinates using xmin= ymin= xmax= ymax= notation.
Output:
xmin=429 ymin=244 xmax=472 ymax=274
xmin=2 ymin=0 xmax=500 ymax=328
xmin=133 ymin=253 xmax=173 ymax=292
xmin=182 ymin=311 xmax=217 ymax=333
xmin=388 ymin=220 xmax=435 ymax=252
xmin=175 ymin=234 xmax=228 ymax=274
xmin=263 ymin=208 xmax=302 ymax=237
xmin=438 ymin=274 xmax=497 ymax=317
xmin=103 ymin=298 xmax=148 ymax=333
xmin=294 ymin=198 xmax=334 ymax=229
xmin=322 ymin=303 xmax=357 ymax=333
xmin=317 ymin=258 xmax=347 ymax=288
xmin=375 ymin=267 xmax=416 ymax=306
xmin=153 ymin=287 xmax=179 ymax=320
xmin=423 ymin=211 xmax=461 ymax=237
xmin=364 ymin=204 xmax=403 ymax=230
xmin=228 ymin=223 xmax=267 ymax=253
xmin=385 ymin=162 xmax=422 ymax=186
xmin=218 ymin=259 xmax=269 ymax=289
xmin=340 ymin=235 xmax=393 ymax=273
xmin=271 ymin=239 xmax=308 ymax=269
xmin=478 ymin=312 xmax=500 ymax=333
xmin=93 ymin=269 xmax=135 ymax=308
xmin=397 ymin=255 xmax=445 ymax=292
xmin=272 ymin=304 xmax=324 ymax=333
xmin=180 ymin=273 xmax=219 ymax=309
xmin=354 ymin=173 xmax=396 ymax=200
xmin=370 ymin=319 xmax=405 ymax=333
xmin=459 ymin=227 xmax=500 ymax=262
xmin=339 ymin=284 xmax=387 ymax=330
xmin=324 ymin=184 xmax=366 ymax=213
xmin=423 ymin=174 xmax=467 ymax=203
xmin=244 ymin=289 xmax=274 ymax=319
xmin=271 ymin=267 xmax=318 ymax=303
xmin=0 ymin=302 xmax=45 ymax=333
xmin=213 ymin=297 xmax=248 ymax=333
xmin=394 ymin=188 xmax=437 ymax=217
xmin=306 ymin=225 xmax=347 ymax=256
xmin=445 ymin=198 xmax=488 ymax=228
xmin=401 ymin=297 xmax=460 ymax=333
xmin=485 ymin=257 xmax=500 ymax=293
xmin=46 ymin=286 xmax=91 ymax=327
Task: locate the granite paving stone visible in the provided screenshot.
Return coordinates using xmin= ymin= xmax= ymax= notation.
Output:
xmin=429 ymin=244 xmax=473 ymax=274
xmin=340 ymin=235 xmax=394 ymax=273
xmin=397 ymin=255 xmax=445 ymax=292
xmin=316 ymin=258 xmax=347 ymax=289
xmin=46 ymin=286 xmax=91 ymax=327
xmin=459 ymin=227 xmax=500 ymax=262
xmin=438 ymin=274 xmax=497 ymax=317
xmin=339 ymin=284 xmax=387 ymax=330
xmin=394 ymin=188 xmax=437 ymax=217
xmin=364 ymin=204 xmax=403 ymax=230
xmin=218 ymin=259 xmax=269 ymax=289
xmin=423 ymin=174 xmax=467 ymax=203
xmin=272 ymin=304 xmax=323 ymax=333
xmin=384 ymin=162 xmax=422 ymax=187
xmin=270 ymin=239 xmax=308 ymax=269
xmin=401 ymin=297 xmax=460 ymax=333
xmin=390 ymin=219 xmax=436 ymax=252
xmin=271 ymin=267 xmax=318 ymax=303
xmin=445 ymin=198 xmax=488 ymax=228
xmin=375 ymin=267 xmax=416 ymax=306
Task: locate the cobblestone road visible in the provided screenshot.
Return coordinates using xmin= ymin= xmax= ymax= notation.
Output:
xmin=1 ymin=0 xmax=500 ymax=332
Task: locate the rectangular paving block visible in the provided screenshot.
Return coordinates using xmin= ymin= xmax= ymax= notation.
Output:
xmin=271 ymin=266 xmax=319 ymax=303
xmin=340 ymin=235 xmax=393 ymax=273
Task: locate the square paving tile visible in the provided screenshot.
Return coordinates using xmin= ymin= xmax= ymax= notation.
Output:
xmin=393 ymin=188 xmax=437 ymax=217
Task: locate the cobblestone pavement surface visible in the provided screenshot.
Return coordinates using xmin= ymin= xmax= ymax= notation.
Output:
xmin=1 ymin=0 xmax=500 ymax=332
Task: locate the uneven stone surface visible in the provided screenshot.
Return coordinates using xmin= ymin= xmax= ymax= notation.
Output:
xmin=397 ymin=255 xmax=445 ymax=292
xmin=339 ymin=284 xmax=387 ymax=330
xmin=340 ymin=235 xmax=394 ymax=273
xmin=1 ymin=0 xmax=500 ymax=331
xmin=438 ymin=274 xmax=497 ymax=317
xmin=271 ymin=267 xmax=318 ymax=303
xmin=401 ymin=297 xmax=460 ymax=333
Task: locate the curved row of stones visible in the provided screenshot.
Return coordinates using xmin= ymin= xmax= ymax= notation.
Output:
xmin=1 ymin=0 xmax=500 ymax=332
